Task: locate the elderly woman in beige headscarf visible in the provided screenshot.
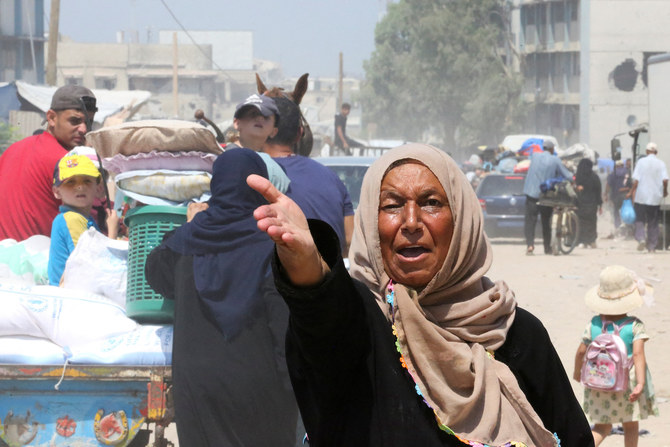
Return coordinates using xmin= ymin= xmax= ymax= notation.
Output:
xmin=248 ymin=143 xmax=593 ymax=447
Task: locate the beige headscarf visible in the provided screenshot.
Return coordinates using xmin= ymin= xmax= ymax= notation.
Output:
xmin=349 ymin=143 xmax=556 ymax=446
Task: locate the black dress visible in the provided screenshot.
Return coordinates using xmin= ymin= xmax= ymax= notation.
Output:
xmin=273 ymin=220 xmax=594 ymax=447
xmin=146 ymin=243 xmax=299 ymax=447
xmin=577 ymin=172 xmax=603 ymax=245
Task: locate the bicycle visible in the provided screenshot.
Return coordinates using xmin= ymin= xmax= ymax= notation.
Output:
xmin=538 ymin=179 xmax=579 ymax=255
xmin=550 ymin=203 xmax=580 ymax=255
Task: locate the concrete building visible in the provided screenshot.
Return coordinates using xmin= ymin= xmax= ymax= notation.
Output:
xmin=55 ymin=40 xmax=227 ymax=121
xmin=52 ymin=35 xmax=298 ymax=126
xmin=511 ymin=0 xmax=670 ymax=155
xmin=158 ymin=30 xmax=254 ymax=71
xmin=0 ymin=0 xmax=45 ymax=84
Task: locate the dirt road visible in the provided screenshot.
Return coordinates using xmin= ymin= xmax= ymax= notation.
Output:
xmin=486 ymin=219 xmax=668 ymax=447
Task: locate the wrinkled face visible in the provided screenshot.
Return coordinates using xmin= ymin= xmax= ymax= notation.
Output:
xmin=47 ymin=109 xmax=91 ymax=150
xmin=378 ymin=162 xmax=453 ymax=288
xmin=234 ymin=108 xmax=278 ymax=147
xmin=53 ymin=174 xmax=99 ymax=214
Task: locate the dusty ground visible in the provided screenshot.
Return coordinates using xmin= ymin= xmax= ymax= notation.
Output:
xmin=486 ymin=215 xmax=669 ymax=447
xmin=158 ymin=214 xmax=668 ymax=447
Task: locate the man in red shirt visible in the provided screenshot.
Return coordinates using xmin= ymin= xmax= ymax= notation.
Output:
xmin=0 ymin=85 xmax=98 ymax=241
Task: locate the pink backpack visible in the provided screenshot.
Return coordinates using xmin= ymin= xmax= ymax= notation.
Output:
xmin=580 ymin=319 xmax=633 ymax=392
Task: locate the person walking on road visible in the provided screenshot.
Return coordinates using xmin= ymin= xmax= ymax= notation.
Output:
xmin=522 ymin=140 xmax=573 ymax=255
xmin=573 ymin=265 xmax=659 ymax=447
xmin=575 ymin=158 xmax=603 ymax=248
xmin=629 ymin=142 xmax=668 ymax=253
xmin=605 ymin=159 xmax=632 ymax=236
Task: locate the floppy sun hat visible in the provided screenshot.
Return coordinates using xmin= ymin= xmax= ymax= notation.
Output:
xmin=53 ymin=154 xmax=101 ymax=187
xmin=584 ymin=265 xmax=651 ymax=314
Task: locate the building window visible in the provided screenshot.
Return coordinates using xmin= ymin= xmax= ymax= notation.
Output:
xmin=96 ymin=77 xmax=117 ymax=90
xmin=537 ymin=3 xmax=547 ymax=46
xmin=570 ymin=0 xmax=579 ymax=21
xmin=523 ymin=5 xmax=535 ymax=46
xmin=66 ymin=77 xmax=83 ymax=86
xmin=567 ymin=0 xmax=580 ymax=42
xmin=551 ymin=2 xmax=566 ymax=43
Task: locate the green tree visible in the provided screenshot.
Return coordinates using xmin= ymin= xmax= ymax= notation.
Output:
xmin=361 ymin=0 xmax=526 ymax=153
xmin=0 ymin=121 xmax=20 ymax=155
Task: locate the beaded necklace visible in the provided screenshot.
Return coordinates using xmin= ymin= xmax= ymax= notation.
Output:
xmin=385 ymin=280 xmax=558 ymax=447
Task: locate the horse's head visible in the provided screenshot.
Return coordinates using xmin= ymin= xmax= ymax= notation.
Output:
xmin=256 ymin=73 xmax=313 ymax=156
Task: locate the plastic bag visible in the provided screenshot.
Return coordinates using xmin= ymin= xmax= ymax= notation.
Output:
xmin=61 ymin=228 xmax=129 ymax=307
xmin=620 ymin=199 xmax=636 ymax=225
xmin=0 ymin=235 xmax=50 ymax=284
xmin=538 ymin=180 xmax=577 ymax=207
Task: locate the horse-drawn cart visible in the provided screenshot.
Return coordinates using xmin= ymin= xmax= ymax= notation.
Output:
xmin=0 ymin=364 xmax=173 ymax=447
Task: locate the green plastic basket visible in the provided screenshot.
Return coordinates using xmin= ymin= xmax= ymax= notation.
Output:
xmin=124 ymin=205 xmax=187 ymax=323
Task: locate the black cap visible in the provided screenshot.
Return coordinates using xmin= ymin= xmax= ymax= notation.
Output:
xmin=50 ymin=85 xmax=98 ymax=113
xmin=234 ymin=94 xmax=279 ymax=125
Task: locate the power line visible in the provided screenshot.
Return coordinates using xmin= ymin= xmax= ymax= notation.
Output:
xmin=159 ymin=0 xmax=234 ymax=81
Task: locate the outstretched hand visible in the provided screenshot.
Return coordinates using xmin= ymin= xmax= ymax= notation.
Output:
xmin=247 ymin=174 xmax=329 ymax=286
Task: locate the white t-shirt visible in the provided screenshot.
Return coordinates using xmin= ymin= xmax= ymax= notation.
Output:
xmin=632 ymin=153 xmax=669 ymax=205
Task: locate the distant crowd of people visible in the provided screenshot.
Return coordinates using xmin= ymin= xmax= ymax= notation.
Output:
xmin=460 ymin=138 xmax=668 ymax=256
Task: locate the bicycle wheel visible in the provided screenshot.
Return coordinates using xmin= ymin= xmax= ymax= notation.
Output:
xmin=559 ymin=209 xmax=579 ymax=254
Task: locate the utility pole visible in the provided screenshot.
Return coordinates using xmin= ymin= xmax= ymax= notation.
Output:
xmin=172 ymin=32 xmax=179 ymax=118
xmin=46 ymin=0 xmax=60 ymax=86
xmin=338 ymin=52 xmax=343 ymax=110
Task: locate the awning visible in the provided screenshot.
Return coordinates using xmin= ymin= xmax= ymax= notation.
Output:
xmin=14 ymin=81 xmax=152 ymax=125
xmin=0 ymin=83 xmax=21 ymax=121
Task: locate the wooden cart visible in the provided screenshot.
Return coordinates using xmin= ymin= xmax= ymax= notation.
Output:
xmin=0 ymin=364 xmax=173 ymax=447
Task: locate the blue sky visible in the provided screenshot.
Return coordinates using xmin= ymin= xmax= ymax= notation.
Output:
xmin=49 ymin=0 xmax=387 ymax=78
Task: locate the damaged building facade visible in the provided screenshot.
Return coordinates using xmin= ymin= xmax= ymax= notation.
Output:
xmin=0 ymin=0 xmax=45 ymax=84
xmin=510 ymin=0 xmax=670 ymax=151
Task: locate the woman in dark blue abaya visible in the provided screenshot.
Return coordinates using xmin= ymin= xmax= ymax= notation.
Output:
xmin=146 ymin=148 xmax=298 ymax=447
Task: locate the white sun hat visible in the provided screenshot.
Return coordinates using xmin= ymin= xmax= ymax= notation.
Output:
xmin=584 ymin=265 xmax=653 ymax=314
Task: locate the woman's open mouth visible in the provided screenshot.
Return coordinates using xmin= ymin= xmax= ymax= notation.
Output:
xmin=397 ymin=246 xmax=429 ymax=259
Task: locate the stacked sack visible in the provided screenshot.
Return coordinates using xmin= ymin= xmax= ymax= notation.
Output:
xmin=0 ymin=281 xmax=172 ymax=366
xmin=86 ymin=120 xmax=223 ymax=208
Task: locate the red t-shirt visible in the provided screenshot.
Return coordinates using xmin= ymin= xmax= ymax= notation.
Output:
xmin=0 ymin=132 xmax=68 ymax=241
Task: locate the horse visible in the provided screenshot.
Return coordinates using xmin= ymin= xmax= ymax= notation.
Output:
xmin=256 ymin=73 xmax=314 ymax=157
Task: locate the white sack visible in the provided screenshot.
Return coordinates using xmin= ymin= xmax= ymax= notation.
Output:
xmin=0 ymin=335 xmax=67 ymax=364
xmin=0 ymin=283 xmax=137 ymax=347
xmin=61 ymin=228 xmax=128 ymax=307
xmin=67 ymin=325 xmax=172 ymax=365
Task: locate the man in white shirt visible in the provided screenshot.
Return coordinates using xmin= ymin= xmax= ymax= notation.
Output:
xmin=629 ymin=142 xmax=669 ymax=252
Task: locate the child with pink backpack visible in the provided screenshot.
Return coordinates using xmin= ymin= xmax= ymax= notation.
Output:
xmin=573 ymin=265 xmax=658 ymax=446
